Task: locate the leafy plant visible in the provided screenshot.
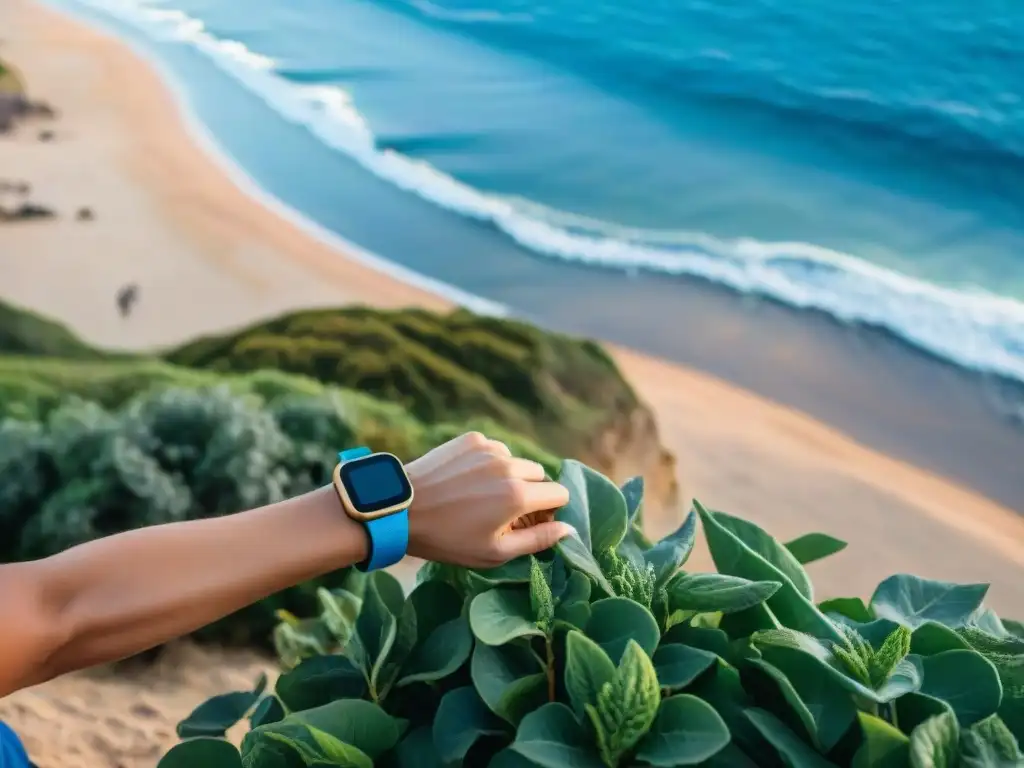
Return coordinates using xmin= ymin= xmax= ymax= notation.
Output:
xmin=160 ymin=461 xmax=1024 ymax=767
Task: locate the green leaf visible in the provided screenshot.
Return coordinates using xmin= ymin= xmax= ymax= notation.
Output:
xmin=530 ymin=556 xmax=556 ymax=631
xmin=707 ymin=506 xmax=814 ymax=600
xmin=472 ymin=641 xmax=548 ymax=725
xmin=745 ymin=652 xmax=856 ymax=752
xmin=635 ymin=694 xmax=732 ymax=766
xmin=346 ymin=573 xmax=398 ymax=690
xmin=909 ymin=711 xmax=960 ymax=768
xmin=317 ymin=587 xmax=362 ymax=644
xmin=869 ymin=626 xmax=913 ymax=689
xmin=158 ymin=738 xmax=243 ymax=768
xmin=177 ymin=673 xmax=267 ymax=738
xmin=565 ymin=630 xmax=617 ymax=719
xmin=556 ymin=529 xmax=616 ymax=595
xmin=275 ymin=654 xmax=366 ymax=713
xmin=666 ymin=572 xmax=782 ymax=615
xmin=871 ymin=575 xmax=989 ymax=630
xmin=652 ymin=644 xmax=718 ymax=692
xmin=558 ymin=460 xmax=628 ymax=554
xmin=250 ymin=696 xmax=285 ymax=729
xmin=585 ymin=641 xmax=661 ymax=768
xmin=919 ymin=650 xmax=1003 ymax=727
xmin=306 ymin=726 xmax=374 ymax=768
xmin=695 ymin=502 xmax=842 ymax=643
xmin=471 ymin=587 xmax=547 ymax=645
xmin=911 ymin=622 xmax=972 ymax=656
xmin=621 ymin=476 xmax=644 ymax=524
xmin=555 ymin=570 xmax=593 ymax=631
xmin=784 ymin=534 xmax=847 ymax=566
xmin=586 ymin=597 xmax=661 ymax=662
xmin=744 ymin=708 xmax=836 ymax=768
xmin=643 ymin=510 xmax=697 ymax=586
xmin=512 ymin=702 xmax=605 ymax=768
xmin=398 ymin=613 xmax=473 ymax=686
xmin=959 ymin=714 xmax=1024 ymax=767
xmin=393 ymin=726 xmax=444 ymax=768
xmin=818 ymin=597 xmax=873 ymax=624
xmin=433 ymin=686 xmax=507 ymax=764
xmin=851 ymin=713 xmax=910 ymax=768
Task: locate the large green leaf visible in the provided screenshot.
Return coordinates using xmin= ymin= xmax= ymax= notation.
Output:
xmin=652 ymin=644 xmax=718 ymax=692
xmin=392 ymin=726 xmax=444 ymax=768
xmin=433 ymin=686 xmax=507 ymax=764
xmin=667 ymin=572 xmax=781 ymax=615
xmin=909 ymin=711 xmax=960 ymax=768
xmin=471 ymin=641 xmax=548 ymax=725
xmin=558 ymin=460 xmax=628 ymax=554
xmin=318 ymin=587 xmax=362 ymax=645
xmin=249 ymin=696 xmax=285 ymax=729
xmin=586 ymin=597 xmax=661 ymax=662
xmin=870 ymin=575 xmax=989 ymax=630
xmin=565 ymin=630 xmax=617 ymax=718
xmin=818 ymin=597 xmax=873 ymax=624
xmin=398 ymin=613 xmax=473 ymax=686
xmin=243 ymin=699 xmax=401 ymax=763
xmin=919 ymin=650 xmax=1003 ymax=727
xmin=471 ymin=587 xmax=547 ymax=645
xmin=911 ymin=622 xmax=972 ymax=656
xmin=708 ymin=507 xmax=814 ymax=599
xmin=275 ymin=654 xmax=366 ymax=713
xmin=306 ymin=726 xmax=375 ymax=768
xmin=959 ymin=714 xmax=1024 ymax=767
xmin=643 ymin=510 xmax=697 ymax=586
xmin=177 ymin=673 xmax=267 ymax=738
xmin=635 ymin=694 xmax=731 ymax=766
xmin=512 ymin=702 xmax=605 ymax=768
xmin=556 ymin=530 xmax=615 ymax=595
xmin=783 ymin=534 xmax=847 ymax=567
xmin=745 ymin=650 xmax=856 ymax=753
xmin=851 ymin=713 xmax=910 ymax=768
xmin=158 ymin=738 xmax=243 ymax=768
xmin=346 ymin=573 xmax=398 ymax=690
xmin=695 ymin=502 xmax=841 ymax=643
xmin=744 ymin=708 xmax=837 ymax=768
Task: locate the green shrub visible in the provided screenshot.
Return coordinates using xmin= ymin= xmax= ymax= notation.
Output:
xmin=160 ymin=462 xmax=1024 ymax=768
xmin=0 ymin=300 xmax=100 ymax=359
xmin=163 ymin=306 xmax=637 ymax=456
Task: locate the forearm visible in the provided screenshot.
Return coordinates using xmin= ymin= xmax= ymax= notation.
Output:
xmin=21 ymin=486 xmax=365 ymax=687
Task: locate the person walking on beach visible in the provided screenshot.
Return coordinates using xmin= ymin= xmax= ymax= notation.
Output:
xmin=116 ymin=283 xmax=139 ymax=318
xmin=0 ymin=432 xmax=573 ymax=765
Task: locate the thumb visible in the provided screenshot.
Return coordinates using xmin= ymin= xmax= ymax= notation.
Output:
xmin=497 ymin=521 xmax=576 ymax=559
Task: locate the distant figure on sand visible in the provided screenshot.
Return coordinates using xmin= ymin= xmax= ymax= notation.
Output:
xmin=116 ymin=283 xmax=139 ymax=318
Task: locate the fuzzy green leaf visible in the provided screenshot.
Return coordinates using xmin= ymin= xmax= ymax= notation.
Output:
xmin=471 ymin=587 xmax=547 ymax=645
xmin=275 ymin=654 xmax=366 ymax=713
xmin=177 ymin=673 xmax=267 ymax=738
xmin=652 ymin=644 xmax=718 ymax=692
xmin=513 ymin=702 xmax=605 ymax=768
xmin=557 ymin=529 xmax=616 ymax=594
xmin=783 ymin=533 xmax=848 ymax=566
xmin=585 ymin=597 xmax=661 ymax=663
xmin=959 ymin=714 xmax=1024 ymax=767
xmin=871 ymin=575 xmax=989 ymax=630
xmin=851 ymin=713 xmax=910 ymax=768
xmin=667 ymin=572 xmax=782 ymax=615
xmin=433 ymin=686 xmax=507 ymax=764
xmin=745 ymin=708 xmax=836 ymax=768
xmin=472 ymin=641 xmax=548 ymax=725
xmin=909 ymin=711 xmax=960 ymax=768
xmin=306 ymin=725 xmax=374 ymax=768
xmin=565 ymin=630 xmax=617 ymax=719
xmin=919 ymin=650 xmax=1003 ymax=727
xmin=558 ymin=460 xmax=629 ymax=555
xmin=643 ymin=510 xmax=697 ymax=586
xmin=586 ymin=640 xmax=661 ymax=767
xmin=530 ymin=556 xmax=556 ymax=631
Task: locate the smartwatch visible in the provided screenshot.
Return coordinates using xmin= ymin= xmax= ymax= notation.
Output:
xmin=332 ymin=447 xmax=413 ymax=572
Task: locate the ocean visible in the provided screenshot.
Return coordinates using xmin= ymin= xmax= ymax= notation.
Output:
xmin=47 ymin=0 xmax=1024 ymax=383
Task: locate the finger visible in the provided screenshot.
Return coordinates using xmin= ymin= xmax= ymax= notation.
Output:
xmin=497 ymin=522 xmax=575 ymax=560
xmin=509 ymin=508 xmax=554 ymax=531
xmin=505 ymin=457 xmax=545 ymax=482
xmin=515 ymin=480 xmax=570 ymax=515
xmin=485 ymin=439 xmax=513 ymax=458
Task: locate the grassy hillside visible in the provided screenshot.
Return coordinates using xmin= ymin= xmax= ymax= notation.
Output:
xmin=165 ymin=306 xmax=637 ymax=457
xmin=0 ymin=301 xmax=100 ymax=359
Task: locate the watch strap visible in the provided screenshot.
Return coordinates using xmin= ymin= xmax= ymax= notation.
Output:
xmin=337 ymin=448 xmax=409 ymax=572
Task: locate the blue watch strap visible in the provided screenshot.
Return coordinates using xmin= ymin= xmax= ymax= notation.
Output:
xmin=337 ymin=448 xmax=409 ymax=572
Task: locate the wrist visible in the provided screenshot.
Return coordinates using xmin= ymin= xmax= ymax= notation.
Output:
xmin=311 ymin=485 xmax=371 ymax=567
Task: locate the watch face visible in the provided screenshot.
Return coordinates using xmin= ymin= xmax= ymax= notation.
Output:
xmin=338 ymin=453 xmax=413 ymax=517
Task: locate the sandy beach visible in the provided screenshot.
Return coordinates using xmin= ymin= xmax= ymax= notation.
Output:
xmin=3 ymin=0 xmax=1024 ymax=765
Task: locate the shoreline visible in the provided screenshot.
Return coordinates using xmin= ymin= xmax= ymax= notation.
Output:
xmin=3 ymin=0 xmax=1024 ymax=601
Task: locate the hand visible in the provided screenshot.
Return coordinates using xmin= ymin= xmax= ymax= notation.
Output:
xmin=404 ymin=432 xmax=574 ymax=568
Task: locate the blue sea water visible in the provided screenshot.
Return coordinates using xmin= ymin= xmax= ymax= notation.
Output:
xmin=48 ymin=0 xmax=1024 ymax=381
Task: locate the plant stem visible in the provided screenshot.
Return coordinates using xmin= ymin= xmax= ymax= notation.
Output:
xmin=545 ymin=635 xmax=556 ymax=702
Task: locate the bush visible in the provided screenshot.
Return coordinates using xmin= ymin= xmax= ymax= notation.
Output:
xmin=163 ymin=307 xmax=638 ymax=456
xmin=159 ymin=461 xmax=1024 ymax=768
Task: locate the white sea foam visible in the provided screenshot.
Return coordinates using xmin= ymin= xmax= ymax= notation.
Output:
xmin=56 ymin=0 xmax=1024 ymax=384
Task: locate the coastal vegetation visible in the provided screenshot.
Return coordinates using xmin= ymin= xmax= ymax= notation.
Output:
xmin=0 ymin=300 xmax=667 ymax=646
xmin=160 ymin=461 xmax=1024 ymax=767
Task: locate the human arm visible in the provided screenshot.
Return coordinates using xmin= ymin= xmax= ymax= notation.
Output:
xmin=0 ymin=432 xmax=572 ymax=697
